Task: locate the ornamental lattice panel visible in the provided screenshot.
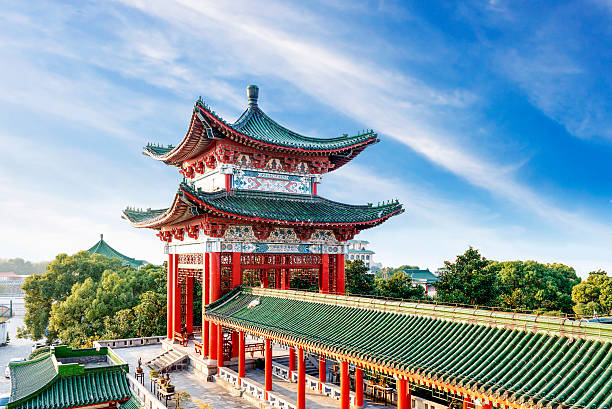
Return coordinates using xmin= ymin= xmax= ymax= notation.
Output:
xmin=220 ymin=252 xmax=233 ymax=294
xmin=177 ymin=253 xmax=203 ymax=265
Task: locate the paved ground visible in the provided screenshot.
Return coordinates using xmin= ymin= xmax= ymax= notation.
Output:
xmin=114 ymin=345 xmax=255 ymax=409
xmin=0 ymin=313 xmax=36 ymax=395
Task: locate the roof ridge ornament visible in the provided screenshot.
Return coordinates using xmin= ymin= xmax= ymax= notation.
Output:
xmin=247 ymin=84 xmax=259 ymax=106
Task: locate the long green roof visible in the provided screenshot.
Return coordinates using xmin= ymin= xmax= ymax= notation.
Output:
xmin=205 ymin=287 xmax=612 ymax=409
xmin=87 ymin=234 xmax=147 ymax=268
xmin=123 ymin=183 xmax=403 ymax=227
xmin=8 ymin=347 xmax=131 ymax=409
xmin=403 ymin=269 xmax=439 ymax=283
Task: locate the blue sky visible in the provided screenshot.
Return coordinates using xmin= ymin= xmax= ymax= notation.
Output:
xmin=1 ymin=0 xmax=611 ymax=276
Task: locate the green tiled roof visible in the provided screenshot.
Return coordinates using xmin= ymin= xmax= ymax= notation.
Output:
xmin=230 ymin=103 xmax=377 ymax=150
xmin=347 ymin=249 xmax=375 ymax=254
xmin=205 ymin=287 xmax=612 ymax=409
xmin=182 ymin=184 xmax=402 ymax=225
xmin=87 ymin=234 xmax=147 ymax=268
xmin=143 ymin=144 xmax=174 ymax=156
xmin=9 ymin=355 xmax=57 ymax=404
xmin=121 ymin=396 xmax=142 ymax=409
xmin=8 ymin=347 xmax=131 ymax=409
xmin=403 ymin=269 xmax=438 ymax=283
xmin=123 ymin=183 xmax=403 ymax=227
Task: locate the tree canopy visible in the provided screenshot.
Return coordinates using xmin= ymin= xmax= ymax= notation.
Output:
xmin=572 ymin=270 xmax=612 ymax=316
xmin=20 ymin=251 xmax=166 ymax=345
xmin=436 ymin=247 xmax=499 ymax=306
xmin=346 ymin=259 xmax=425 ymax=300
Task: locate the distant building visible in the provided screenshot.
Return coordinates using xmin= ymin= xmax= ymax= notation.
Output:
xmin=0 ymin=272 xmax=26 ymax=295
xmin=87 ymin=234 xmax=148 ymax=268
xmin=6 ymin=345 xmax=138 ymax=409
xmin=403 ymin=269 xmax=439 ymax=297
xmin=345 ymin=240 xmax=375 ymax=268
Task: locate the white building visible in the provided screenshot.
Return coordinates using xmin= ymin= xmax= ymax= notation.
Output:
xmin=345 ymin=240 xmax=375 ymax=268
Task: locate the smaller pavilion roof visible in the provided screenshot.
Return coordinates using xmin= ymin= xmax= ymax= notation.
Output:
xmin=87 ymin=234 xmax=147 ymax=268
xmin=8 ymin=346 xmax=131 ymax=409
xmin=403 ymin=269 xmax=439 ymax=284
xmin=122 ymin=183 xmax=403 ymax=230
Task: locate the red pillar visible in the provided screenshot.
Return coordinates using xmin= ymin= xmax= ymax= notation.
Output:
xmin=172 ymin=255 xmax=181 ymax=338
xmin=288 ymin=347 xmax=296 ymax=379
xmin=483 ymin=402 xmax=492 ymax=409
xmin=265 ymin=338 xmax=272 ymax=397
xmin=297 ymin=347 xmax=306 ymax=409
xmin=185 ymin=276 xmax=194 ymax=334
xmin=238 ymin=331 xmax=245 ymax=385
xmin=281 ymin=269 xmax=290 ymax=290
xmin=262 ymin=269 xmax=269 ymax=288
xmin=231 ymin=252 xmax=241 ymax=288
xmin=340 ymin=360 xmax=350 ymax=409
xmin=231 ymin=331 xmax=239 ymax=358
xmin=398 ymin=378 xmax=409 ymax=409
xmin=217 ymin=324 xmax=224 ymax=367
xmin=337 ymin=254 xmax=346 ymax=294
xmin=166 ymin=254 xmax=174 ymax=339
xmin=463 ymin=396 xmax=471 ymax=409
xmin=320 ymin=254 xmax=329 ymax=293
xmin=318 ymin=355 xmax=326 ymax=390
xmin=203 ymin=252 xmax=210 ymax=356
xmin=355 ymin=366 xmax=364 ymax=407
xmin=209 ymin=252 xmax=221 ymax=359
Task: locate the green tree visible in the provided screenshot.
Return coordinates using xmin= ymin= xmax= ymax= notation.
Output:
xmin=494 ymin=261 xmax=580 ymax=313
xmin=134 ymin=291 xmax=167 ymax=337
xmin=572 ymin=270 xmax=612 ymax=316
xmin=103 ymin=309 xmax=137 ymax=340
xmin=436 ymin=247 xmax=498 ymax=306
xmin=20 ymin=251 xmax=122 ymax=341
xmin=346 ymin=259 xmax=375 ymax=295
xmin=375 ymin=271 xmax=425 ymax=300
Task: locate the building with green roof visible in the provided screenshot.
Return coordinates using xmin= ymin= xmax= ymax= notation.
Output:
xmin=402 ymin=268 xmax=439 ymax=296
xmin=7 ymin=345 xmax=136 ymax=409
xmin=122 ymin=85 xmax=403 ymax=341
xmin=87 ymin=234 xmax=147 ymax=268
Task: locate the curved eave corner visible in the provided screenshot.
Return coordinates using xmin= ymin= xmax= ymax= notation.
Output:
xmin=196 ymin=99 xmax=380 ymax=154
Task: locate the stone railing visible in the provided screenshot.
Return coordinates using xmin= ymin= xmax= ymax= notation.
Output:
xmin=272 ymin=362 xmax=291 ymax=380
xmin=94 ymin=336 xmax=166 ymax=349
xmin=241 ymin=377 xmax=266 ymax=401
xmin=126 ymin=373 xmax=167 ymax=409
xmin=218 ymin=367 xmax=240 ymax=388
xmin=267 ymin=391 xmax=297 ymax=409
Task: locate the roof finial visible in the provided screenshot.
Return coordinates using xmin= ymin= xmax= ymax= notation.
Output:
xmin=100 ymin=233 xmax=103 ymax=240
xmin=247 ymin=85 xmax=259 ymax=106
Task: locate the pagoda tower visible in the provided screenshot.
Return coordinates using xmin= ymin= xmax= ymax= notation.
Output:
xmin=123 ymin=85 xmax=403 ymax=354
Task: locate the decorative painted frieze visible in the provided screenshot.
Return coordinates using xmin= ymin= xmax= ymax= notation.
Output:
xmin=233 ymin=169 xmax=313 ymax=194
xmin=220 ymin=242 xmax=344 ymax=254
xmin=224 ymin=225 xmax=339 ymax=244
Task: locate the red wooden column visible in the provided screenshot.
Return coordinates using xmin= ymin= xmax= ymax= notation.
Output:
xmin=355 ymin=366 xmax=364 ymax=407
xmin=318 ymin=354 xmax=326 ymax=390
xmin=337 ymin=253 xmax=346 ymax=294
xmin=463 ymin=397 xmax=471 ymax=409
xmin=217 ymin=324 xmax=224 ymax=367
xmin=166 ymin=254 xmax=174 ymax=339
xmin=203 ymin=252 xmax=210 ymax=356
xmin=340 ymin=360 xmax=350 ymax=409
xmin=281 ymin=269 xmax=290 ymax=290
xmin=231 ymin=331 xmax=239 ymax=358
xmin=288 ymin=347 xmax=296 ymax=380
xmin=320 ymin=254 xmax=329 ymax=293
xmin=238 ymin=331 xmax=245 ymax=385
xmin=265 ymin=338 xmax=272 ymax=398
xmin=230 ymin=252 xmax=242 ymax=359
xmin=297 ymin=347 xmax=306 ymax=409
xmin=185 ymin=276 xmax=194 ymax=334
xmin=209 ymin=252 xmax=221 ymax=360
xmin=483 ymin=402 xmax=492 ymax=409
xmin=398 ymin=378 xmax=409 ymax=409
xmin=172 ymin=255 xmax=181 ymax=338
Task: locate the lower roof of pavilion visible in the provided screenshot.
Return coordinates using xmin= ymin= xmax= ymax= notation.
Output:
xmin=122 ymin=183 xmax=403 ymax=241
xmin=205 ymin=287 xmax=612 ymax=409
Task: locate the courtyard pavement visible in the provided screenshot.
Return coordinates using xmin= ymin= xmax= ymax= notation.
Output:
xmin=0 ymin=304 xmax=36 ymax=396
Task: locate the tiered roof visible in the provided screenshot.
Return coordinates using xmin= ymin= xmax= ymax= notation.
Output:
xmin=143 ymin=85 xmax=378 ymax=170
xmin=8 ymin=346 xmax=131 ymax=409
xmin=206 ymin=287 xmax=612 ymax=409
xmin=87 ymin=234 xmax=147 ymax=268
xmin=124 ymin=183 xmax=402 ymax=230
